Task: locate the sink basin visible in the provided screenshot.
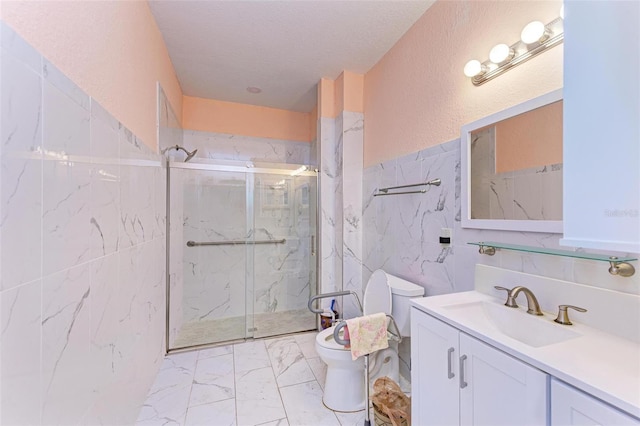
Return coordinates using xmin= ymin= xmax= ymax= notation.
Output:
xmin=443 ymin=301 xmax=581 ymax=348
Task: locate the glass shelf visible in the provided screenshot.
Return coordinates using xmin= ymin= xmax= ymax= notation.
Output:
xmin=468 ymin=241 xmax=638 ymax=263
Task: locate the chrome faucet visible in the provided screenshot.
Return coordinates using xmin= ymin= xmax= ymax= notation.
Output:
xmin=494 ymin=286 xmax=544 ymax=316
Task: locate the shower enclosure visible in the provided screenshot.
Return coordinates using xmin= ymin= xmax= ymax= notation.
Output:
xmin=166 ymin=158 xmax=318 ymax=351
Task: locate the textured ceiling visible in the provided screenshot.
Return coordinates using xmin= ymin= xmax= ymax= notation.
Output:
xmin=149 ymin=1 xmax=434 ymax=112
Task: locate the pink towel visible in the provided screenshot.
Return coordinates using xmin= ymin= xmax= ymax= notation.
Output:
xmin=345 ymin=313 xmax=389 ymax=360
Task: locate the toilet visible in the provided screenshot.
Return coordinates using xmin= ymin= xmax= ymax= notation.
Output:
xmin=315 ymin=270 xmax=424 ymax=412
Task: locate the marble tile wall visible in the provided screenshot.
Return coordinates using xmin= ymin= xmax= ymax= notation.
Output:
xmin=0 ymin=22 xmax=166 ymax=425
xmin=181 ymin=129 xmax=312 ymax=165
xmin=316 ymin=111 xmax=364 ymax=319
xmin=318 ymin=117 xmax=341 ymax=306
xmin=363 ymin=137 xmax=640 ymax=377
xmin=340 ymin=112 xmax=364 ymax=319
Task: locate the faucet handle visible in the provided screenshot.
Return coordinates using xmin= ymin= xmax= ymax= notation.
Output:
xmin=494 ymin=286 xmax=518 ymax=308
xmin=554 ymin=305 xmax=587 ymax=325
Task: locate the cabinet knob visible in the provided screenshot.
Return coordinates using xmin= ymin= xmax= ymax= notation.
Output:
xmin=554 ymin=305 xmax=587 ymax=325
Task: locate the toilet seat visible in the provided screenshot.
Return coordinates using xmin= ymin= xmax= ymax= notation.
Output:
xmin=317 ymin=326 xmax=349 ymax=351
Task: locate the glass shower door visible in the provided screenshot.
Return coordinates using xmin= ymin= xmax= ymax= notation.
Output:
xmin=249 ymin=172 xmax=317 ymax=339
xmin=169 ymin=167 xmax=250 ymax=349
xmin=167 ymin=161 xmax=318 ymax=351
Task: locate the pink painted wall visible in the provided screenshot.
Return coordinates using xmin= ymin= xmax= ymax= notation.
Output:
xmin=310 ymin=104 xmax=318 ymax=141
xmin=364 ymin=0 xmax=563 ymax=167
xmin=0 ymin=1 xmax=183 ymax=151
xmin=319 ymin=71 xmax=364 ymax=118
xmin=183 ymin=95 xmax=312 ymax=142
xmin=319 ymin=78 xmax=336 ymax=118
xmin=495 ymin=100 xmax=563 ymax=173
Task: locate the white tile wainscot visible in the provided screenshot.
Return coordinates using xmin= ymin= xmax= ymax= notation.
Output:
xmin=0 ymin=22 xmax=166 ymax=425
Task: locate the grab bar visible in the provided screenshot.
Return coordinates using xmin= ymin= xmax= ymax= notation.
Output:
xmin=307 ymin=291 xmax=363 ymax=315
xmin=377 ymin=178 xmax=441 ymax=193
xmin=186 ymin=238 xmax=285 ymax=247
xmin=333 ymin=314 xmax=403 ymax=346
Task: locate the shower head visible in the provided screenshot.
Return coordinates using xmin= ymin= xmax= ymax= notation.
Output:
xmin=163 ymin=145 xmax=198 ymax=162
xmin=184 ymin=148 xmax=198 ymax=162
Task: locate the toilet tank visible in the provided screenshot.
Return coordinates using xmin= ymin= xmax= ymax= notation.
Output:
xmin=387 ymin=274 xmax=425 ymax=336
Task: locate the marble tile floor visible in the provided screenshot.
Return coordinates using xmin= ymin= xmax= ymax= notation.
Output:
xmin=173 ymin=309 xmax=317 ymax=348
xmin=138 ymin=331 xmax=369 ymax=426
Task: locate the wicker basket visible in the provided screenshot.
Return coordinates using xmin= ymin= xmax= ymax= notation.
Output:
xmin=373 ymin=404 xmax=408 ymax=426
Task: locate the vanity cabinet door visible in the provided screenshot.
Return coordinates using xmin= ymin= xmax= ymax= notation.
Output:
xmin=459 ymin=333 xmax=548 ymax=426
xmin=562 ymin=0 xmax=640 ymax=252
xmin=411 ymin=308 xmax=460 ymax=426
xmin=551 ymin=379 xmax=640 ymax=425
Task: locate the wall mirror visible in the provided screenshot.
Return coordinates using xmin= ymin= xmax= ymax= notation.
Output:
xmin=461 ymin=89 xmax=563 ymax=233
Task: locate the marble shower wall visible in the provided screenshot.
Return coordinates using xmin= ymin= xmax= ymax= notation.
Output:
xmin=0 ymin=23 xmax=166 ymax=425
xmin=182 ymin=129 xmax=311 ymax=165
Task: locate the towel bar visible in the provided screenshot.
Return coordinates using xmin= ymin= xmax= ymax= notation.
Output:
xmin=374 ymin=178 xmax=441 ymax=197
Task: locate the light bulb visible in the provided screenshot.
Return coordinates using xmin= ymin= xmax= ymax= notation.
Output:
xmin=521 ymin=21 xmax=546 ymax=44
xmin=489 ymin=44 xmax=514 ymax=64
xmin=464 ymin=60 xmax=484 ymax=77
xmin=560 ymin=5 xmax=564 ymax=19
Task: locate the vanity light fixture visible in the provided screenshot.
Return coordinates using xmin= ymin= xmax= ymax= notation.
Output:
xmin=463 ymin=60 xmax=487 ymax=78
xmin=521 ymin=21 xmax=549 ymax=44
xmin=464 ymin=12 xmax=564 ymax=86
xmin=489 ymin=43 xmax=514 ymax=64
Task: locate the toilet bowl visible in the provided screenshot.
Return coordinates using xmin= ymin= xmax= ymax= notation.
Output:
xmin=315 ymin=270 xmax=424 ymax=412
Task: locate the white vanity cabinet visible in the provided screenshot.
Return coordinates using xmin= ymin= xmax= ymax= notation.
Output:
xmin=551 ymin=379 xmax=640 ymax=426
xmin=562 ymin=0 xmax=640 ymax=253
xmin=411 ymin=308 xmax=548 ymax=426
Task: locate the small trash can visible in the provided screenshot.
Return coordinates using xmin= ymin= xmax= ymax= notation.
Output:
xmin=371 ymin=377 xmax=410 ymax=426
xmin=373 ymin=404 xmax=408 ymax=426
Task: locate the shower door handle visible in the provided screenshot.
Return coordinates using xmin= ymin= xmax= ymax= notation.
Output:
xmin=186 ymin=239 xmax=285 ymax=247
xmin=311 ymin=235 xmax=315 ymax=256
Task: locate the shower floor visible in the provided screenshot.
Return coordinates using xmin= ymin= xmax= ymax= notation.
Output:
xmin=173 ymin=308 xmax=316 ymax=349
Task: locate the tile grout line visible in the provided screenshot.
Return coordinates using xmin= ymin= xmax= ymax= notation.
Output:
xmin=232 ymin=343 xmax=239 ymax=426
xmin=181 ymin=353 xmax=199 ymax=425
xmin=39 ymin=51 xmax=45 ymax=426
xmin=269 ymin=339 xmax=291 ymax=426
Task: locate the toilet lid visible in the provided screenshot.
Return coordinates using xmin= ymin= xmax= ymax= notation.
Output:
xmin=363 ymin=270 xmax=392 ymax=316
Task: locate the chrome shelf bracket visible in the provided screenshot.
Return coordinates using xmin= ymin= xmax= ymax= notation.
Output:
xmin=608 ymin=257 xmax=636 ymax=277
xmin=478 ymin=244 xmax=496 ymax=256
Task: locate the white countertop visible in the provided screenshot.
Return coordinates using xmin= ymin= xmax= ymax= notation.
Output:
xmin=412 ymin=291 xmax=640 ymax=419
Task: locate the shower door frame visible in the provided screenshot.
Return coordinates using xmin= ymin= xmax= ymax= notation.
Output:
xmin=164 ymin=159 xmax=319 ymax=354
